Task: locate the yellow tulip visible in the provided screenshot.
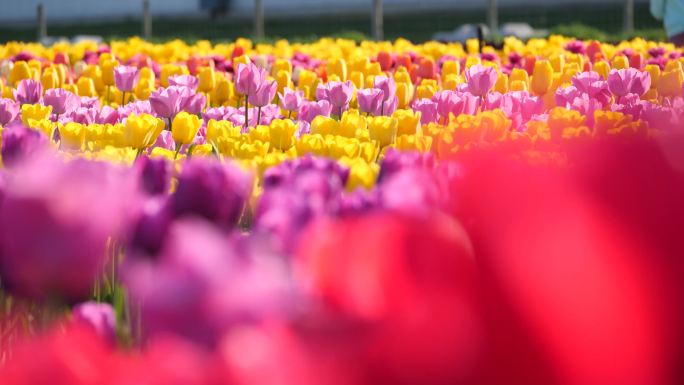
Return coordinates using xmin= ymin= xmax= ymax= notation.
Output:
xmin=268 ymin=118 xmax=297 ymax=151
xmin=213 ymin=77 xmax=234 ymax=106
xmin=396 ymin=134 xmax=432 ymax=152
xmin=272 ymin=59 xmax=292 ymax=76
xmin=171 ymin=111 xmax=202 ymax=145
xmin=41 ymin=68 xmax=59 ymax=90
xmin=509 ymin=68 xmax=529 ymax=86
xmin=21 ymin=104 xmax=52 ymax=126
xmin=327 ymin=57 xmax=348 ymax=81
xmin=190 ymin=143 xmax=214 ymax=157
xmin=342 ymin=157 xmax=379 ymax=191
xmin=249 ymin=125 xmax=270 ymax=143
xmin=124 ymin=113 xmax=165 ymax=149
xmin=644 ymin=64 xmax=660 ymax=89
xmin=100 ymin=59 xmax=118 ymax=87
xmin=134 ymin=78 xmax=155 ymax=100
xmin=310 ymin=116 xmax=339 ymax=136
xmin=441 ymin=60 xmax=460 ymax=79
xmin=611 ymin=55 xmax=629 ymax=70
xmin=339 ymin=110 xmax=367 ymax=138
xmin=328 ymin=136 xmax=360 ymax=159
xmin=198 ymin=67 xmax=216 ymax=93
xmin=393 ymin=109 xmax=421 ymax=136
xmin=298 ymin=69 xmax=319 ymax=92
xmin=60 ymin=122 xmax=86 ymax=150
xmin=531 ymin=60 xmax=554 ymax=96
xmin=510 ymin=80 xmax=528 ymax=92
xmin=349 ymin=71 xmax=364 ymax=89
xmin=9 ymin=61 xmax=32 ymax=86
xmin=275 ymin=70 xmax=292 ymax=94
xmin=368 ymin=116 xmax=398 ymax=147
xmin=26 ymin=118 xmax=55 ymax=138
xmin=494 ymin=74 xmax=509 ymax=94
xmin=295 ymin=134 xmax=327 ymax=156
xmin=657 ymin=70 xmax=683 ymax=98
xmin=593 ymin=60 xmax=610 ymax=79
xmin=77 ymin=77 xmax=98 ymax=97
xmin=549 ymin=54 xmax=565 ymax=73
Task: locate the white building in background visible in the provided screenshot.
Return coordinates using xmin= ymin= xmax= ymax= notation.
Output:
xmin=0 ymin=0 xmax=649 ymax=24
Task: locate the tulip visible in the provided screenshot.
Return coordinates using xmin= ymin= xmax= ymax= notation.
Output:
xmin=14 ymin=79 xmax=43 ymax=105
xmin=279 ymin=88 xmax=304 ymax=118
xmin=393 ymin=109 xmax=421 ymax=136
xmin=1 ymin=125 xmax=48 ymax=166
xmin=368 ymin=116 xmax=398 ymax=148
xmin=125 ymin=113 xmax=165 ymax=152
xmin=339 ymin=110 xmax=367 ymax=138
xmin=657 ymin=69 xmax=683 ymax=98
xmin=298 ymin=99 xmax=332 ymax=123
xmin=295 ymin=133 xmax=327 ymax=156
xmin=168 ymin=74 xmax=199 ymax=91
xmin=531 ymin=60 xmax=554 ymax=96
xmin=412 ymin=98 xmax=439 ymax=124
xmin=20 ymin=103 xmax=52 ymax=126
xmin=40 ymin=68 xmax=59 ymax=90
xmin=197 ymin=67 xmax=216 ymax=93
xmin=172 ymin=111 xmax=202 ymax=153
xmin=72 ymin=302 xmax=117 ymax=346
xmin=269 ymin=118 xmax=297 ymax=151
xmin=607 ymin=68 xmax=651 ymax=97
xmin=374 ymin=75 xmax=397 ymax=102
xmin=465 ymin=64 xmax=498 ymax=97
xmin=318 ymin=80 xmax=354 ymax=117
xmin=114 ymin=65 xmax=140 ymax=106
xmin=43 ymin=88 xmax=80 ymax=118
xmin=9 ymin=61 xmax=32 ymax=87
xmin=357 ymin=88 xmax=384 ymax=116
xmin=149 ymin=86 xmax=188 ymax=121
xmin=180 ymin=92 xmax=207 ymax=115
xmin=76 ymin=77 xmax=98 ymax=97
xmin=172 ymin=159 xmax=253 ymax=228
xmin=0 ymin=99 xmax=20 ymax=125
xmin=310 ymin=115 xmax=339 ymax=136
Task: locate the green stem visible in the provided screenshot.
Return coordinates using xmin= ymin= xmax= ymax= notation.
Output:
xmin=122 ymin=91 xmax=126 ymax=106
xmin=256 ymin=106 xmax=262 ymax=126
xmin=174 ymin=143 xmax=182 ymax=160
xmin=244 ymin=95 xmax=249 ymax=129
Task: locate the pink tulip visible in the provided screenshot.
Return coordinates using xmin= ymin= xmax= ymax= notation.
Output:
xmin=251 ymin=80 xmax=277 ymax=108
xmin=13 ymin=79 xmax=43 ymax=105
xmin=433 ymin=90 xmax=479 ymax=122
xmin=318 ymin=81 xmax=353 ymax=116
xmin=43 ymin=88 xmax=80 ymax=117
xmin=298 ymin=100 xmax=332 ymax=123
xmin=357 ymin=88 xmax=384 ymax=115
xmin=113 ymin=65 xmax=139 ymax=92
xmin=464 ymin=64 xmax=497 ymax=97
xmin=373 ymin=76 xmax=397 ymax=102
xmin=0 ymin=99 xmax=20 ymax=125
xmin=279 ymin=88 xmax=304 ymax=113
xmin=412 ymin=98 xmax=439 ymax=124
xmin=168 ymin=74 xmax=199 ymax=91
xmin=234 ymin=62 xmax=265 ymax=97
xmin=607 ymin=68 xmax=651 ymax=97
xmin=571 ymin=71 xmax=611 ymax=105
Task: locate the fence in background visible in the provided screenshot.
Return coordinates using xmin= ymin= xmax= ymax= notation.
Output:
xmin=25 ymin=0 xmax=650 ymax=43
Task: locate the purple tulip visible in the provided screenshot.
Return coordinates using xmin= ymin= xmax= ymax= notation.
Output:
xmin=374 ymin=75 xmax=397 ymax=102
xmin=43 ymin=88 xmax=80 ymax=117
xmin=203 ymin=106 xmax=230 ymax=122
xmin=168 ymin=74 xmax=199 ymax=91
xmin=79 ymin=96 xmax=101 ymax=109
xmin=319 ymin=81 xmax=353 ymax=116
xmin=381 ymin=95 xmax=399 ymax=116
xmin=0 ymin=99 xmax=20 ymax=125
xmin=564 ymin=40 xmax=586 ymax=54
xmin=571 ymin=71 xmax=612 ymax=105
xmin=357 ymin=88 xmax=384 ymax=116
xmin=234 ymin=62 xmax=265 ymax=97
xmin=433 ymin=90 xmax=479 ymax=122
xmin=128 ymin=196 xmax=173 ymax=256
xmin=113 ymin=65 xmax=139 ymax=92
xmin=154 ymin=130 xmax=176 ymax=150
xmin=180 ymin=92 xmax=207 ymax=115
xmin=117 ymin=100 xmax=153 ymax=119
xmin=149 ymin=86 xmax=188 ymax=119
xmin=0 ymin=153 xmax=138 ymax=301
xmin=122 ymin=218 xmax=294 ymax=346
xmin=135 ymin=156 xmax=172 ymax=195
xmin=607 ymin=68 xmax=651 ymax=97
xmin=72 ymin=301 xmax=117 ymax=346
xmin=412 ymin=98 xmax=439 ymax=124
xmin=379 ymin=168 xmax=442 ymax=215
xmin=464 ymin=64 xmax=497 ymax=97
xmin=298 ymin=99 xmax=332 ymax=123
xmin=172 ymin=158 xmax=253 ymax=229
xmin=279 ymin=88 xmax=304 ymax=112
xmin=1 ymin=125 xmax=48 ymax=167
xmin=13 ymin=79 xmax=43 ymax=105
xmin=251 ymin=79 xmax=277 ymax=108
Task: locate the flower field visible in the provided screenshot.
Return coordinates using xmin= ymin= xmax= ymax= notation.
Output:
xmin=0 ymin=35 xmax=684 ymax=384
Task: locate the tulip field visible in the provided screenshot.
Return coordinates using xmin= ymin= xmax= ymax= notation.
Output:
xmin=0 ymin=35 xmax=683 ymax=384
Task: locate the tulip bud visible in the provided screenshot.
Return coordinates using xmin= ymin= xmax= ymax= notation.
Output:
xmin=339 ymin=110 xmax=367 ymax=138
xmin=135 ymin=78 xmax=154 ymax=100
xmin=139 ymin=66 xmax=155 ymax=85
xmin=365 ymin=62 xmax=382 ymax=76
xmin=295 ymin=133 xmax=327 ymax=156
xmin=297 ymin=69 xmax=319 ymax=93
xmin=441 ymin=60 xmax=460 ymax=79
xmin=60 ymin=122 xmax=86 ymax=150
xmin=327 ymin=57 xmax=348 ymax=81
xmin=393 ymin=109 xmax=421 ymax=136
xmin=644 ymin=64 xmax=660 ymax=89
xmin=213 ymin=77 xmax=233 ymax=106
xmin=41 ymin=68 xmax=60 ymax=90
xmin=611 ymin=55 xmax=629 ymax=70
xmin=510 ymin=80 xmax=528 ymax=92
xmin=377 ymin=51 xmax=393 ymax=72
xmin=593 ymin=60 xmax=610 ymax=79
xmin=509 ymin=68 xmax=529 ymax=86
xmin=100 ymin=59 xmax=118 ymax=87
xmin=198 ymin=67 xmax=216 ymax=93
xmin=310 ymin=115 xmax=339 ymax=136
xmin=271 ymin=58 xmax=292 ymax=76
xmin=349 ymin=71 xmax=364 ymax=89
xmin=494 ymin=74 xmax=509 ymax=93
xmin=9 ymin=61 xmax=32 ymax=86
xmin=125 ymin=113 xmax=165 ymax=149
xmin=657 ymin=69 xmax=683 ymax=98
xmin=549 ymin=54 xmax=565 ymax=73
xmin=172 ymin=111 xmax=202 ymax=145
xmin=77 ymin=77 xmax=97 ymax=97
xmin=531 ymin=60 xmax=554 ymax=95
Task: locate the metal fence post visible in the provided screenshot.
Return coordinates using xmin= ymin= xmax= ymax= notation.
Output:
xmin=37 ymin=4 xmax=47 ymax=42
xmin=623 ymin=0 xmax=634 ymax=34
xmin=372 ymin=0 xmax=383 ymax=41
xmin=143 ymin=0 xmax=152 ymax=39
xmin=487 ymin=0 xmax=498 ymax=35
xmin=255 ymin=0 xmax=265 ymax=40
